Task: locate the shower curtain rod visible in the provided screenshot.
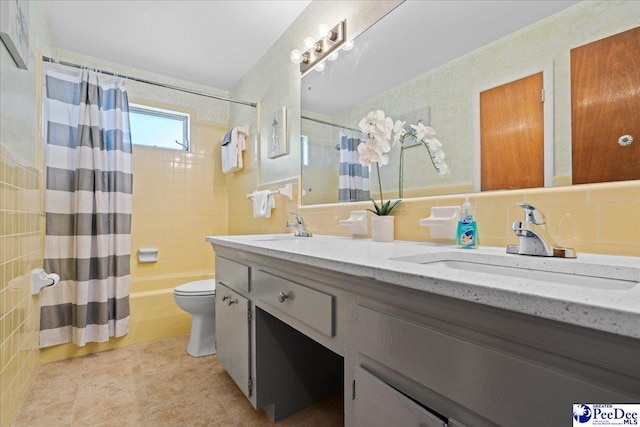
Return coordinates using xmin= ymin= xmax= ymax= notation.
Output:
xmin=301 ymin=115 xmax=361 ymax=133
xmin=42 ymin=56 xmax=257 ymax=108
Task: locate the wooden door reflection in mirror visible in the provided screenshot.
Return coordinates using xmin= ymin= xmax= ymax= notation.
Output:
xmin=571 ymin=26 xmax=640 ymax=185
xmin=480 ymin=72 xmax=544 ymax=191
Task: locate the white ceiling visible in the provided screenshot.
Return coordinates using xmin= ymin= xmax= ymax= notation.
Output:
xmin=44 ymin=0 xmax=580 ymax=102
xmin=43 ymin=0 xmax=312 ymax=91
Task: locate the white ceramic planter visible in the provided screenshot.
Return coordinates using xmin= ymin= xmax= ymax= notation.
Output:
xmin=371 ymin=215 xmax=395 ymax=242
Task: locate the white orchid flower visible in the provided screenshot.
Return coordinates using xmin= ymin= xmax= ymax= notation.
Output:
xmin=437 ymin=163 xmax=450 ymax=176
xmin=426 ymin=137 xmax=443 ymax=151
xmin=357 ymin=142 xmax=374 ymax=166
xmin=377 ymin=153 xmax=390 ymax=165
xmin=411 ymin=123 xmax=436 ymax=141
xmin=392 ymin=120 xmax=406 ymax=146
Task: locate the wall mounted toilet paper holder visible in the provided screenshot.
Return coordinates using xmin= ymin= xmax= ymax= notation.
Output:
xmin=32 ymin=268 xmax=60 ymax=295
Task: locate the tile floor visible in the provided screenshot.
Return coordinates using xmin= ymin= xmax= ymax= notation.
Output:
xmin=12 ymin=335 xmax=344 ymax=427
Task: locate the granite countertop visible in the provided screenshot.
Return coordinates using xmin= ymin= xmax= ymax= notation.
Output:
xmin=206 ymin=234 xmax=640 ymax=339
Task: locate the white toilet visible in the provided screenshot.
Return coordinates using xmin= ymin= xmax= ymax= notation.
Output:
xmin=173 ymin=279 xmax=216 ymax=357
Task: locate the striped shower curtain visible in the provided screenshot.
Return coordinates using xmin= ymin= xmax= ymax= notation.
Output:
xmin=40 ymin=64 xmax=133 ymax=348
xmin=338 ymin=131 xmax=370 ymax=202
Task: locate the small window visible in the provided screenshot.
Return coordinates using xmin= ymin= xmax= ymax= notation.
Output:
xmin=129 ymin=103 xmax=190 ymax=151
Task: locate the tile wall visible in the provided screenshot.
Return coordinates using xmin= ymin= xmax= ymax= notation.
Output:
xmin=129 ymin=117 xmax=229 ymax=283
xmin=227 ymin=133 xmax=640 ymax=257
xmin=0 ymin=152 xmax=43 ymax=427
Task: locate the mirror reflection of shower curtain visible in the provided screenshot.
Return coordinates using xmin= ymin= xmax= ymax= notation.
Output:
xmin=338 ymin=130 xmax=370 ymax=202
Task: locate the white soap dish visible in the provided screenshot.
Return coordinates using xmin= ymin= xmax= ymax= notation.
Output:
xmin=419 ymin=206 xmax=460 ymax=239
xmin=338 ymin=211 xmax=368 ymax=236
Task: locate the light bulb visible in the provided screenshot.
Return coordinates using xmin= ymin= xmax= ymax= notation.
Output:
xmin=318 ymin=24 xmax=331 ymax=39
xmin=328 ymin=51 xmax=339 ymax=61
xmin=342 ymin=40 xmax=354 ymax=51
xmin=290 ymin=49 xmax=303 ymax=64
xmin=315 ymin=62 xmax=325 ymax=72
xmin=303 ymin=37 xmax=316 ymax=50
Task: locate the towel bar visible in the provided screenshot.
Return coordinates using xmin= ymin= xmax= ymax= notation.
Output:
xmin=247 ymin=183 xmax=293 ymax=200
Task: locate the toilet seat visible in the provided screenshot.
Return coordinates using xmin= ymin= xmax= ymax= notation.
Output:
xmin=174 ymin=279 xmax=216 ymax=297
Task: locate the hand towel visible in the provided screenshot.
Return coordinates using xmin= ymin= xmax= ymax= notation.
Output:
xmin=222 ymin=126 xmax=249 ymax=174
xmin=221 ymin=129 xmax=232 ymax=146
xmin=252 ymin=190 xmax=275 ymax=218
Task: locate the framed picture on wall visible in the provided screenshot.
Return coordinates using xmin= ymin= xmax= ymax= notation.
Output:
xmin=0 ymin=0 xmax=29 ymax=70
xmin=268 ymin=107 xmax=288 ymax=159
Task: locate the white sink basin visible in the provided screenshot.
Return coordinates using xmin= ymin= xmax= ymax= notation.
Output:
xmin=427 ymin=260 xmax=636 ymax=290
xmin=391 ymin=251 xmax=639 ymax=291
xmin=253 ymin=235 xmax=301 ymax=242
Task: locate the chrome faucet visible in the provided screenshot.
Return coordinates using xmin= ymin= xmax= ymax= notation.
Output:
xmin=285 ymin=212 xmax=312 ymax=237
xmin=506 ymin=203 xmax=576 ymax=258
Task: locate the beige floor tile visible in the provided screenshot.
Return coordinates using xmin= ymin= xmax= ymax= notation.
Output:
xmin=17 ymin=374 xmax=79 ymax=409
xmin=88 ymin=409 xmax=155 ymax=427
xmin=143 ymin=365 xmax=216 ymax=407
xmin=146 ymin=391 xmax=232 ymax=427
xmin=35 ymin=357 xmax=84 ymax=382
xmin=11 ymin=397 xmax=75 ymax=427
xmin=303 ymin=396 xmax=345 ymax=427
xmin=274 ymin=410 xmax=316 ymax=426
xmin=12 ymin=335 xmax=343 ymax=427
xmin=72 ymin=380 xmax=150 ymax=425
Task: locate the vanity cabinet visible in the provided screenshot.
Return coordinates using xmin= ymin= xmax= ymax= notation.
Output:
xmin=353 ymin=303 xmax=638 ymax=426
xmin=215 ymin=282 xmax=251 ymax=397
xmin=214 ymin=253 xmax=343 ymax=420
xmin=211 ymin=242 xmax=640 ymax=427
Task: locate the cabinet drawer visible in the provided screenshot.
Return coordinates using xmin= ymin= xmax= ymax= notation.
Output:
xmin=216 ymin=256 xmax=250 ymax=293
xmin=255 ymin=270 xmax=334 ymax=337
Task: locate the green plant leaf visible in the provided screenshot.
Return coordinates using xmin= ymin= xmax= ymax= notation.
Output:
xmin=370 ymin=198 xmax=401 ymax=216
xmin=386 ymin=199 xmax=402 ymax=215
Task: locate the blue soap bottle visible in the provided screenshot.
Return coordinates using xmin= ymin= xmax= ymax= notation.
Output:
xmin=456 ymin=195 xmax=478 ymax=249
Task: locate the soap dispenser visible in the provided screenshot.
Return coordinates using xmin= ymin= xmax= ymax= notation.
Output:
xmin=456 ymin=195 xmax=478 ymax=249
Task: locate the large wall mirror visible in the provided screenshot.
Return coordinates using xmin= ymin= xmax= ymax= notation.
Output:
xmin=299 ymin=1 xmax=639 ymax=206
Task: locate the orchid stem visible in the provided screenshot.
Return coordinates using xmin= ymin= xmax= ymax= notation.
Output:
xmin=399 ymin=145 xmax=404 ymax=198
xmin=376 ymin=162 xmax=383 ymax=208
xmin=421 ymin=140 xmax=439 ymax=172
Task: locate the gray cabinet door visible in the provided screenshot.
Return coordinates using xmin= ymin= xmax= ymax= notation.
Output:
xmin=353 ymin=366 xmax=446 ymax=427
xmin=216 ymin=282 xmax=251 ymax=397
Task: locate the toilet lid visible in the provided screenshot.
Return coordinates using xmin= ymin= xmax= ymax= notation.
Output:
xmin=174 ymin=279 xmax=216 ymax=296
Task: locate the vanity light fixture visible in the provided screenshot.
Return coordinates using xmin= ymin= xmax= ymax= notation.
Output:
xmin=290 ymin=20 xmax=347 ymax=77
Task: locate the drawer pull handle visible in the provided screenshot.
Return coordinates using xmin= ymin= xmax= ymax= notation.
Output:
xmin=221 ymin=295 xmax=230 ymax=302
xmin=227 ymin=298 xmax=238 ymax=306
xmin=278 ymin=292 xmax=289 ymax=303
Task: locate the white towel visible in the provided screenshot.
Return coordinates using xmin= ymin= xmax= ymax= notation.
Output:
xmin=252 ymin=190 xmax=275 ymax=218
xmin=222 ymin=126 xmax=249 ymax=174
